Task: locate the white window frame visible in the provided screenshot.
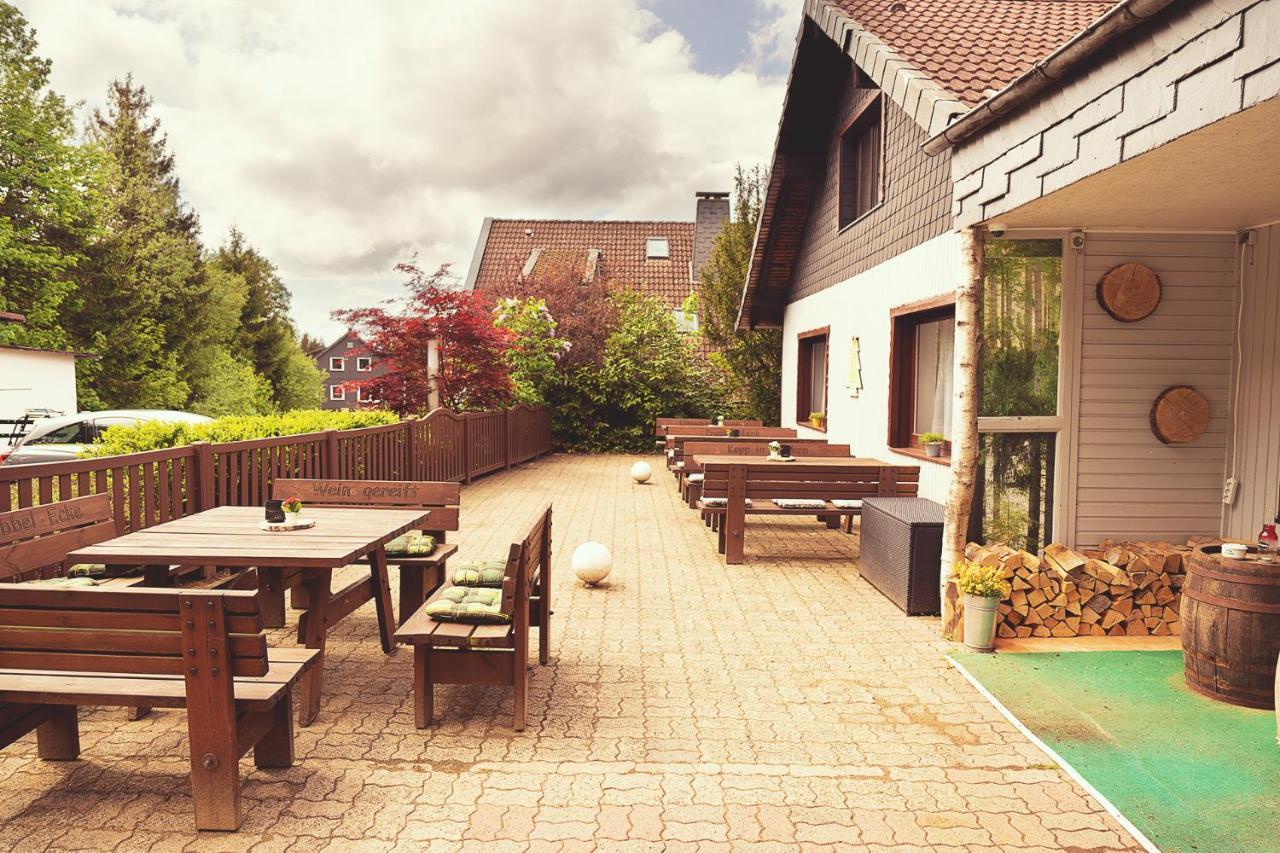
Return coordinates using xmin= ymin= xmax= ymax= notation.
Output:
xmin=975 ymin=229 xmax=1079 ymax=547
xmin=329 ymin=384 xmax=346 ymax=401
xmin=646 ymin=237 xmax=670 ymax=260
xmin=355 ymin=356 xmax=372 ymax=372
xmin=329 ymin=356 xmax=345 ymax=371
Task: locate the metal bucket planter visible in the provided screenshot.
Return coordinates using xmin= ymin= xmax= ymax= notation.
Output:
xmin=963 ymin=593 xmax=1000 ymax=651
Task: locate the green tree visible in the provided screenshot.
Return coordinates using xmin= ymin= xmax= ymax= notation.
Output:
xmin=0 ymin=3 xmax=98 ymax=349
xmin=696 ymin=164 xmax=782 ymax=424
xmin=493 ymin=297 xmax=568 ymax=406
xmin=68 ymin=76 xmax=208 ymax=409
xmin=210 ymin=228 xmax=321 ymax=410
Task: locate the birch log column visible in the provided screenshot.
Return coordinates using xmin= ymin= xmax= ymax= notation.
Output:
xmin=941 ymin=227 xmax=984 ymax=640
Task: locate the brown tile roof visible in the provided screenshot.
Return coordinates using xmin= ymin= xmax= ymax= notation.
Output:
xmin=469 ymin=219 xmax=697 ymax=308
xmin=825 ymin=0 xmax=1116 ymax=106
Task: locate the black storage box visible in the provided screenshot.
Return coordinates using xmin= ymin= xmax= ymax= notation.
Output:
xmin=859 ymin=497 xmax=944 ymax=615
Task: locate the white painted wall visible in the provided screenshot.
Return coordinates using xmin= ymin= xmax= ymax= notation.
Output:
xmin=780 ymin=232 xmax=963 ymax=504
xmin=0 ymin=349 xmax=79 ymax=429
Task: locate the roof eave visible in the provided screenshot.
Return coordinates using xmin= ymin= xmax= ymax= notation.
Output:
xmin=922 ymin=0 xmax=1180 ymax=155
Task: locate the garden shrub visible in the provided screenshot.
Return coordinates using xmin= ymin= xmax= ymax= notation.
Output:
xmin=82 ymin=409 xmax=400 ymax=457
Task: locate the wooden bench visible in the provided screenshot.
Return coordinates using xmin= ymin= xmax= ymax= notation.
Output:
xmin=0 ymin=494 xmax=121 ymax=583
xmin=677 ymin=440 xmax=853 ymax=507
xmin=664 ymin=427 xmax=796 ymax=468
xmin=0 ymin=582 xmax=316 ymax=831
xmin=395 ymin=505 xmax=552 ymax=731
xmin=271 ymin=478 xmax=461 ymax=626
xmin=697 ymin=460 xmax=920 ymax=563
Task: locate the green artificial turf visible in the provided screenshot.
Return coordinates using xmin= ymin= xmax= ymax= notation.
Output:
xmin=952 ymin=650 xmax=1280 ymax=853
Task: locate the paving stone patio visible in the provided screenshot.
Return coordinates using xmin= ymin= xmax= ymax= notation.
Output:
xmin=0 ymin=453 xmax=1140 ymax=851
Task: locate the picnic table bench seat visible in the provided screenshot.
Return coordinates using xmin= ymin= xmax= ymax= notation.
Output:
xmin=695 ymin=458 xmax=920 ymax=563
xmin=396 ymin=505 xmax=552 ymax=732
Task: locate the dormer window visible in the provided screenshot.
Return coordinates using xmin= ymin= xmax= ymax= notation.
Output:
xmin=646 ymin=238 xmax=670 ymax=260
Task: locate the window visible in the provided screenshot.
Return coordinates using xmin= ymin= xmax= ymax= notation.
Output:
xmin=329 ymin=384 xmax=345 ymax=401
xmin=355 ymin=356 xmax=372 ymax=372
xmin=796 ymin=327 xmax=829 ymax=428
xmin=673 ymin=309 xmax=698 ymax=333
xmin=356 ymin=387 xmax=375 ymax=403
xmin=30 ymin=421 xmax=88 ymax=445
xmin=345 ymin=341 xmax=355 ymax=349
xmin=838 ymin=95 xmax=883 ymax=228
xmin=329 ymin=357 xmax=345 ymax=371
xmin=889 ymin=300 xmax=956 ymax=458
xmin=971 ymin=238 xmax=1065 ymax=553
xmin=646 ymin=238 xmax=670 ymax=260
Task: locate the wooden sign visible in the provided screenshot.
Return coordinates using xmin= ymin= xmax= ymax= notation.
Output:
xmin=1097 ymin=262 xmax=1161 ymax=322
xmin=1150 ymin=385 xmax=1209 ymax=444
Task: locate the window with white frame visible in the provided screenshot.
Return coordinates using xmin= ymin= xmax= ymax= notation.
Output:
xmin=356 ymin=387 xmax=374 ymax=403
xmin=355 ymin=356 xmax=372 ymax=372
xmin=646 ymin=238 xmax=670 ymax=260
xmin=673 ymin=309 xmax=698 ymax=333
xmin=329 ymin=384 xmax=345 ymax=401
xmin=329 ymin=356 xmax=345 ymax=371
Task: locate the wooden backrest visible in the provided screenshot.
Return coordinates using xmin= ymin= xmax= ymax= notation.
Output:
xmin=0 ymin=494 xmax=118 ymax=582
xmin=0 ymin=584 xmax=269 ymax=678
xmin=668 ymin=433 xmax=812 ymax=465
xmin=500 ymin=504 xmax=553 ymax=620
xmin=655 ymin=417 xmax=711 ymax=436
xmin=665 ymin=426 xmax=796 ymax=442
xmin=680 ymin=441 xmax=852 ymax=473
xmin=700 ymin=462 xmax=921 ymax=501
xmin=273 ymin=478 xmax=461 ymax=532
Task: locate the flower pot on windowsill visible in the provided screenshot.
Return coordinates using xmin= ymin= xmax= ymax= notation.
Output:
xmin=808 ymin=414 xmax=826 ymax=430
xmin=923 ymin=442 xmax=943 ymax=458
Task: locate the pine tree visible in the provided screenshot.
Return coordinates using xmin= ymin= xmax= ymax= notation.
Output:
xmin=0 ymin=3 xmax=98 ymax=349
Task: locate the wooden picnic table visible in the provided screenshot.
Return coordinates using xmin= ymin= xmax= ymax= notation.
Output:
xmin=68 ymin=505 xmax=429 ymax=726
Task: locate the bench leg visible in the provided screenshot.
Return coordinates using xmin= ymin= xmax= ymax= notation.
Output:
xmin=258 ymin=567 xmax=287 ymax=628
xmin=290 ymin=586 xmax=309 ymax=610
xmin=253 ymin=689 xmax=295 ymax=770
xmin=513 ymin=658 xmax=527 ymax=733
xmin=187 ymin=712 xmax=240 ymax=831
xmin=398 ymin=565 xmax=430 ymax=627
xmin=298 ymin=568 xmax=332 ymax=727
xmin=718 ymin=523 xmax=726 ymax=554
xmin=824 ymin=516 xmax=841 ymax=530
xmin=414 ymin=646 xmax=433 ymax=729
xmin=36 ymin=706 xmax=80 ymax=760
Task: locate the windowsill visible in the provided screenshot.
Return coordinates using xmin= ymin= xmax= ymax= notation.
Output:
xmin=892 ymin=446 xmax=951 ymax=466
xmin=800 ymin=421 xmax=827 ymax=433
xmin=837 ymin=200 xmax=885 ymax=234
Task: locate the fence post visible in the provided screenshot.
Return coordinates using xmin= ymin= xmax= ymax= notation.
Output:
xmin=324 ymin=429 xmax=340 ymax=479
xmin=504 ymin=409 xmax=513 ymax=471
xmin=191 ymin=441 xmax=215 ymax=512
xmin=403 ymin=418 xmax=416 ymax=482
xmin=463 ymin=414 xmax=473 ymax=484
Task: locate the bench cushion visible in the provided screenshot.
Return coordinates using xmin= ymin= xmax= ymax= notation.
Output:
xmin=386 ymin=531 xmax=435 ymax=556
xmin=450 ymin=561 xmax=506 ymax=588
xmin=424 ymin=587 xmax=510 ymax=624
xmin=702 ymin=497 xmax=751 ymax=508
xmin=832 ymin=499 xmax=863 ymax=510
xmin=686 ymin=473 xmax=704 ymax=483
xmin=772 ymin=498 xmax=827 ymax=509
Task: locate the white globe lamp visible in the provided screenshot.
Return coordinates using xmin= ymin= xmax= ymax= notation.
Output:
xmin=630 ymin=460 xmax=653 ymax=483
xmin=572 ymin=541 xmax=613 ymax=586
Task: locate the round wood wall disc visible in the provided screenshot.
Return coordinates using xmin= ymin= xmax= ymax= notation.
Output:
xmin=1150 ymin=385 xmax=1209 ymax=444
xmin=1097 ymin=262 xmax=1161 ymax=322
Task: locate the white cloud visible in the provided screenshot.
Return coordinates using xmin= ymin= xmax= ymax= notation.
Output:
xmin=747 ymin=0 xmax=800 ymax=75
xmin=20 ymin=0 xmax=787 ymax=340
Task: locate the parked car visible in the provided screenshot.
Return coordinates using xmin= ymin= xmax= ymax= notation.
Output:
xmin=0 ymin=410 xmax=213 ymax=466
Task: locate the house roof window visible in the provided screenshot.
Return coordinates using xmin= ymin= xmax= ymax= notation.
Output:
xmin=646 ymin=238 xmax=670 ymax=260
xmin=329 ymin=357 xmax=346 ymax=371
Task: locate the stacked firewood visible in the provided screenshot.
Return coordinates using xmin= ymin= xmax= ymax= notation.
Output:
xmin=964 ymin=539 xmax=1190 ymax=639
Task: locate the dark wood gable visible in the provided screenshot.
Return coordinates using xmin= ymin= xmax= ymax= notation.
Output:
xmin=737 ymin=21 xmax=849 ymax=329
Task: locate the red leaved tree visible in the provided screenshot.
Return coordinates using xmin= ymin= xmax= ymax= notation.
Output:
xmin=333 ymin=263 xmax=515 ymax=414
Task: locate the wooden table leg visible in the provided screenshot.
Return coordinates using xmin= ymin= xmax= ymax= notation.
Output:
xmin=258 ymin=566 xmax=286 ymax=628
xmin=725 ymin=465 xmax=747 ymax=564
xmin=398 ymin=565 xmax=426 ymax=628
xmin=143 ymin=564 xmax=171 ymax=587
xmin=298 ymin=568 xmax=332 ymax=727
xmin=369 ymin=547 xmax=396 ymax=653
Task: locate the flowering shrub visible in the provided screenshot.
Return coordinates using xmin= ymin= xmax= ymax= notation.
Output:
xmin=953 ymin=561 xmax=1012 ymax=599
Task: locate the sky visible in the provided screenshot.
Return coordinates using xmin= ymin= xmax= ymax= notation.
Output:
xmin=21 ymin=0 xmax=797 ymax=343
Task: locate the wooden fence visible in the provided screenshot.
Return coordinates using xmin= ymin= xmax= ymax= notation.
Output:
xmin=0 ymin=405 xmax=551 ymax=535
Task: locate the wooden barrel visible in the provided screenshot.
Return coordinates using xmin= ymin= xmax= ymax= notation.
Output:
xmin=1182 ymin=545 xmax=1280 ymax=709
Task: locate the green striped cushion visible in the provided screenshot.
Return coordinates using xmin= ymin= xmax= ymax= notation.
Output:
xmin=451 ymin=560 xmax=507 ymax=588
xmin=386 ymin=531 xmax=435 ymax=557
xmin=424 ymin=587 xmax=510 ymax=624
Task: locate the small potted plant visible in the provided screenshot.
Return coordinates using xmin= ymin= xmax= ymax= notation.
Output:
xmin=281 ymin=496 xmax=304 ymax=524
xmin=953 ymin=561 xmax=1011 ymax=652
xmin=767 ymin=440 xmax=783 ymax=461
xmin=920 ymin=432 xmax=946 ymax=457
xmin=808 ymin=411 xmax=826 ymax=430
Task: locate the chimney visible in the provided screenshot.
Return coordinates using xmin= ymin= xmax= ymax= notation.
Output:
xmin=691 ymin=191 xmax=730 ymax=283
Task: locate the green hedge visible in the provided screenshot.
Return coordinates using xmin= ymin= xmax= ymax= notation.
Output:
xmin=82 ymin=410 xmax=400 ymax=457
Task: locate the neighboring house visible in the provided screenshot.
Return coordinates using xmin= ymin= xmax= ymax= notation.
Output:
xmin=738 ymin=0 xmax=1280 ymax=549
xmin=0 ymin=313 xmax=92 ymax=431
xmin=316 ymin=330 xmax=387 ymax=411
xmin=464 ymin=191 xmax=731 ymax=348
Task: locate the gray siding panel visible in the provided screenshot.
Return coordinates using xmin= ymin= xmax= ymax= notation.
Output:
xmin=1224 ymin=223 xmax=1280 ymax=539
xmin=1072 ymin=231 xmax=1236 ymax=547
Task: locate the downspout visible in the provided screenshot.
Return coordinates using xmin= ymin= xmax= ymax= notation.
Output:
xmin=923 ymin=0 xmax=1178 ymax=155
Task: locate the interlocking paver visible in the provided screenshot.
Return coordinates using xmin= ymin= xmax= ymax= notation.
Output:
xmin=0 ymin=454 xmax=1142 ymax=850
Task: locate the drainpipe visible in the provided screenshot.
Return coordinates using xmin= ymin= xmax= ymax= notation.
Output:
xmin=923 ymin=0 xmax=1178 ymax=155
